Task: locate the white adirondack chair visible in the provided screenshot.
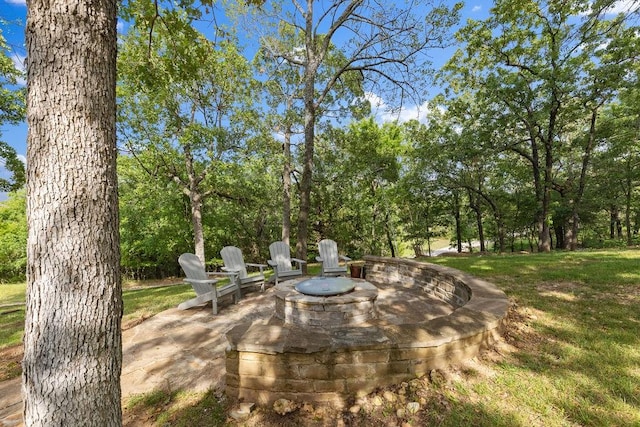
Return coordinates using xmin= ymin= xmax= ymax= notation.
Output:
xmin=267 ymin=241 xmax=307 ymax=285
xmin=177 ymin=253 xmax=240 ymax=315
xmin=316 ymin=239 xmax=351 ymax=277
xmin=220 ymin=246 xmax=267 ymax=293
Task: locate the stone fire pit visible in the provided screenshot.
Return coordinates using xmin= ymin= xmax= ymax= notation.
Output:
xmin=275 ymin=277 xmax=378 ymax=328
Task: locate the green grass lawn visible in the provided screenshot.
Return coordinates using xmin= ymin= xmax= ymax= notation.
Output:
xmin=1 ymin=250 xmax=639 ymax=426
xmin=422 ymin=249 xmax=640 ymax=426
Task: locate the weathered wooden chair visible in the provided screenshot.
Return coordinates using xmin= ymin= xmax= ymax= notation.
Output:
xmin=220 ymin=246 xmax=267 ymax=293
xmin=316 ymin=239 xmax=351 ymax=277
xmin=267 ymin=241 xmax=307 ymax=285
xmin=177 ymin=253 xmax=240 ymax=315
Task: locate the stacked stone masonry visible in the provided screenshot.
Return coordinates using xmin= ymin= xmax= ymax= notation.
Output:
xmin=225 ymin=255 xmax=510 ymax=408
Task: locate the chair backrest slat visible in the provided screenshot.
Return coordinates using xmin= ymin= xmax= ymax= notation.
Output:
xmin=178 ymin=253 xmax=213 ymax=295
xmin=318 ymin=239 xmax=340 ymax=267
xmin=221 ymin=246 xmax=249 ymax=279
xmin=269 ymin=241 xmax=293 ymax=272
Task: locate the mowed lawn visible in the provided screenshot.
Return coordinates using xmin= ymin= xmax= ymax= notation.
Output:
xmin=1 ymin=250 xmax=639 ymax=426
xmin=422 ymin=249 xmax=640 ymax=426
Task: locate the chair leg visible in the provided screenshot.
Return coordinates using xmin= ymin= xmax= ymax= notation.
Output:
xmin=211 ymin=297 xmax=218 ymax=315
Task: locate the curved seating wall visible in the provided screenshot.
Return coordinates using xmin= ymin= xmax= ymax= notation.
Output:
xmin=225 ymin=255 xmax=510 ymax=407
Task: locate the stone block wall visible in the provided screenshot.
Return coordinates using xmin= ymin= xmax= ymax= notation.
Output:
xmin=225 ymin=256 xmax=510 ymax=407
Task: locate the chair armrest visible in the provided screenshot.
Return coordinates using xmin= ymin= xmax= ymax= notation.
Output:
xmin=339 ymin=255 xmax=352 ymax=262
xmin=246 ymin=263 xmax=267 ymax=273
xmin=221 ymin=267 xmax=241 ymax=274
xmin=291 ymin=258 xmax=307 ymax=265
xmin=184 ymin=278 xmax=218 ymax=286
xmin=316 ymin=256 xmax=323 ymax=262
xmin=267 ymin=260 xmax=277 ymax=267
xmin=208 ymin=271 xmax=238 ymax=278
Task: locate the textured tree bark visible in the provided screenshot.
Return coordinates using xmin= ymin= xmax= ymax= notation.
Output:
xmin=281 ymin=126 xmax=293 ymax=246
xmin=182 ymin=144 xmax=206 ymax=263
xmin=23 ymin=0 xmax=122 ymax=425
xmin=296 ymin=57 xmax=318 ymax=265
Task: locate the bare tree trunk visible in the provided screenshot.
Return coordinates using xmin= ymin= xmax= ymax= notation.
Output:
xmin=568 ymin=107 xmax=599 ymax=250
xmin=610 ymin=206 xmax=618 ymax=239
xmin=468 ymin=190 xmax=486 ymax=252
xmin=296 ymin=45 xmax=319 ymax=265
xmin=188 ymin=189 xmax=205 ymax=263
xmin=282 ymin=128 xmax=292 ymax=246
xmin=453 ymin=191 xmax=463 ymax=253
xmin=625 ymin=162 xmax=633 ymax=246
xmin=24 ymin=0 xmax=122 ymax=425
xmin=296 ymin=101 xmax=314 ymax=264
xmin=183 ymin=144 xmax=206 ymax=263
xmin=538 ymin=151 xmax=553 ymax=252
xmin=384 ymin=211 xmax=396 ymax=257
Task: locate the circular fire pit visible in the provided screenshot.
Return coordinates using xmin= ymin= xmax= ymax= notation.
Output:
xmin=295 ymin=276 xmax=356 ymax=296
xmin=275 ymin=277 xmax=378 ymax=328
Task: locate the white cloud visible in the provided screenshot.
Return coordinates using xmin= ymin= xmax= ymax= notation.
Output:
xmin=5 ymin=0 xmax=26 ymax=5
xmin=472 ymin=5 xmax=482 ymax=12
xmin=364 ymin=92 xmax=431 ymax=125
xmin=604 ymin=0 xmax=637 ymax=14
xmin=583 ymin=0 xmax=639 ymax=15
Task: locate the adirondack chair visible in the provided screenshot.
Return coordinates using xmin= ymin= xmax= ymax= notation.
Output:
xmin=220 ymin=246 xmax=267 ymax=293
xmin=316 ymin=239 xmax=351 ymax=277
xmin=177 ymin=253 xmax=240 ymax=315
xmin=267 ymin=241 xmax=307 ymax=285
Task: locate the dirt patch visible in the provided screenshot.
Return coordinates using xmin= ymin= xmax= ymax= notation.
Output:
xmin=536 ymin=281 xmax=583 ymax=302
xmin=122 ymin=314 xmax=155 ymax=331
xmin=0 ymin=344 xmax=23 ymax=382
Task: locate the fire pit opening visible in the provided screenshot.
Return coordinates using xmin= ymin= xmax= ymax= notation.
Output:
xmin=294 ymin=276 xmax=356 ymax=296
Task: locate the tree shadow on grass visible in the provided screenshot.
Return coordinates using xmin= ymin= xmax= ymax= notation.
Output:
xmin=504 ymin=289 xmax=640 ymax=426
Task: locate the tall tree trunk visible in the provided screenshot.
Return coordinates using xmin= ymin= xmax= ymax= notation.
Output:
xmin=625 ymin=160 xmax=633 ymax=246
xmin=610 ymin=206 xmax=618 ymax=239
xmin=425 ymin=209 xmax=433 ymax=256
xmin=296 ymin=36 xmax=320 ymax=264
xmin=538 ymin=144 xmax=554 ymax=252
xmin=568 ymin=107 xmax=599 ymax=250
xmin=617 ymin=216 xmax=623 ymax=239
xmin=524 ymin=116 xmax=551 ymax=252
xmin=453 ymin=192 xmax=463 ymax=253
xmin=24 ymin=0 xmax=122 ymax=425
xmin=188 ymin=189 xmax=205 ymax=263
xmin=553 ymin=219 xmax=564 ymax=249
xmin=296 ymin=95 xmax=315 ymax=264
xmin=281 ymin=127 xmax=293 ymax=246
xmin=183 ymin=144 xmax=206 ymax=263
xmin=384 ymin=211 xmax=396 ymax=257
xmin=495 ymin=212 xmax=506 ymax=253
xmin=468 ymin=190 xmax=485 ymax=252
